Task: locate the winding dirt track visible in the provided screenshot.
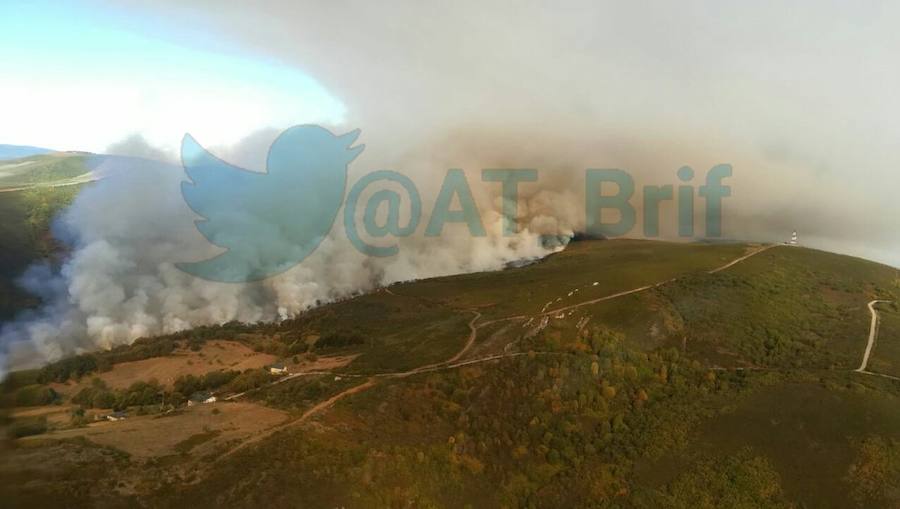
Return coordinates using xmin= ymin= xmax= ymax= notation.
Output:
xmin=382 ymin=311 xmax=483 ymax=377
xmin=220 ymin=378 xmax=377 ymax=459
xmin=854 ymin=299 xmax=899 ymax=381
xmin=216 ymin=243 xmax=900 ymax=464
xmin=216 ymin=244 xmax=777 ymax=460
xmin=709 ymin=244 xmax=775 ymax=274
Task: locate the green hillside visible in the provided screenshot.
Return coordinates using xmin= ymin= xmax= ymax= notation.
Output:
xmin=868 ymin=303 xmax=900 ymax=378
xmin=0 ymin=152 xmax=92 ymax=319
xmin=0 ymin=153 xmax=91 ymax=191
xmin=2 ymin=240 xmax=899 ymax=508
xmin=0 ymin=189 xmax=80 ymax=321
xmin=0 ymin=192 xmax=40 ymax=318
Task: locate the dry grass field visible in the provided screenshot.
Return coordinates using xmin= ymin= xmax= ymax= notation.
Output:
xmin=20 ymin=401 xmax=288 ymax=459
xmin=50 ymin=340 xmax=277 ymax=395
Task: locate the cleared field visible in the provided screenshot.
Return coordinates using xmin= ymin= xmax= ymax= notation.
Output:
xmin=20 ymin=401 xmax=288 ymax=459
xmin=51 ymin=340 xmax=277 ymax=394
xmin=12 ymin=404 xmax=74 ymax=427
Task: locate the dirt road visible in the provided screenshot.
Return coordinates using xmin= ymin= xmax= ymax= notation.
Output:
xmin=217 ymin=243 xmax=778 ymax=460
xmin=220 ymin=378 xmax=377 ymax=459
xmin=854 ymin=299 xmax=899 ymax=381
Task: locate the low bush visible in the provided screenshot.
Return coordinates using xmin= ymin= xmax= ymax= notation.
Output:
xmin=10 ymin=416 xmax=47 ymax=438
xmin=14 ymin=384 xmax=57 ymax=407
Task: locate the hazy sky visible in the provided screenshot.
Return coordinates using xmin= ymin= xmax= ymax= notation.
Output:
xmin=0 ymin=1 xmax=345 ymax=152
xmin=3 ymin=0 xmax=899 ymax=265
xmin=4 ymin=0 xmax=900 ymax=373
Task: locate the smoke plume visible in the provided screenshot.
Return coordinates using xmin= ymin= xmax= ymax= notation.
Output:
xmin=3 ymin=1 xmax=900 ymax=373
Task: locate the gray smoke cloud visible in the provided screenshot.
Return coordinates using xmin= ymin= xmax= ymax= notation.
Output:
xmin=4 ymin=1 xmax=900 ymax=373
xmin=0 ymin=132 xmax=558 ymax=373
xmin=101 ymin=0 xmax=898 ymax=258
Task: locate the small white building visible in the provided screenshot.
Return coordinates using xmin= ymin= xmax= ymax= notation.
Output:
xmin=187 ymin=392 xmax=217 ymax=406
xmin=785 ymin=230 xmax=799 ymax=246
xmin=106 ymin=411 xmax=127 ymax=422
xmin=269 ymin=363 xmax=289 ymax=375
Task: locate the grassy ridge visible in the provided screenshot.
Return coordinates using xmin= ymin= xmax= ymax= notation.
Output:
xmin=659 ymin=247 xmax=899 ymax=369
xmin=389 ymin=240 xmax=748 ymax=320
xmin=0 ymin=154 xmax=90 ymax=189
xmin=278 ymin=291 xmax=473 ymax=373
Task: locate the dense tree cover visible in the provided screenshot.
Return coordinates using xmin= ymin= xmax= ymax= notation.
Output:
xmin=5 ymin=242 xmax=899 ymax=507
xmin=315 ymin=330 xmax=366 ymax=349
xmin=0 ymin=180 xmax=83 ymax=320
xmin=67 ymin=369 xmax=251 ymax=412
xmin=36 ymin=353 xmax=99 ymax=383
xmin=20 ymin=184 xmax=80 ymax=255
xmin=166 ymin=321 xmax=254 ymax=342
xmin=103 ymin=337 xmax=176 ymax=364
xmin=658 ymin=449 xmax=791 ymax=508
xmin=13 ymin=384 xmax=57 ymax=407
xmin=32 ymin=336 xmax=205 ymax=386
xmin=34 ymin=338 xmax=177 ymax=384
xmin=846 ymin=435 xmax=900 ymax=506
xmin=0 ymin=368 xmax=39 ymax=393
xmin=225 ymin=369 xmax=277 ymax=393
xmin=173 ymin=370 xmax=240 ymax=397
xmin=658 ymin=248 xmax=900 ymax=370
xmin=64 ymin=369 xmax=262 ymax=413
xmin=71 ymin=378 xmax=163 ymax=410
xmin=0 ymin=437 xmax=133 ymax=507
xmin=161 ymin=324 xmax=754 ymax=508
xmin=24 ymin=323 xmax=266 ymax=388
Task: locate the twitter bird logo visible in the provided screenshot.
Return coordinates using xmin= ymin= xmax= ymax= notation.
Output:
xmin=178 ymin=125 xmax=364 ymax=282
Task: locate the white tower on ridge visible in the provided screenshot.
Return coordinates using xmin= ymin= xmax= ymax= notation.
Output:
xmin=789 ymin=230 xmax=798 ymax=245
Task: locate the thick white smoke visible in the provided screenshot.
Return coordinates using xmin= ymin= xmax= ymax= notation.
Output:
xmin=5 ymin=1 xmax=900 ymax=373
xmin=0 ymin=131 xmax=570 ymax=373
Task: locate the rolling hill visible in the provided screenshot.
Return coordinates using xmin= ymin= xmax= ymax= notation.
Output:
xmin=1 ymin=239 xmax=899 ymax=508
xmin=0 ymin=152 xmax=94 ymax=192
